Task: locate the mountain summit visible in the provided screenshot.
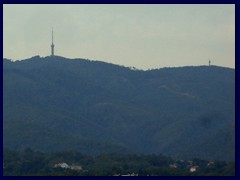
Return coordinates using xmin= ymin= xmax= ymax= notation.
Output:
xmin=3 ymin=56 xmax=235 ymax=161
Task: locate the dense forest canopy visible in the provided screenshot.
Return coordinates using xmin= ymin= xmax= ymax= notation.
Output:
xmin=3 ymin=149 xmax=235 ymax=176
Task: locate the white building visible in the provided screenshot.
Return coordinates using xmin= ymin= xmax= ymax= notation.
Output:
xmin=190 ymin=166 xmax=198 ymax=172
xmin=54 ymin=162 xmax=69 ymax=169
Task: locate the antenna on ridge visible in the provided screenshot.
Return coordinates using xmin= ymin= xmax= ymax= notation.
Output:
xmin=51 ymin=28 xmax=55 ymax=56
xmin=52 ymin=28 xmax=54 ymax=44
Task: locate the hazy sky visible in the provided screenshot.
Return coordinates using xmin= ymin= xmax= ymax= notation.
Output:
xmin=3 ymin=4 xmax=235 ymax=69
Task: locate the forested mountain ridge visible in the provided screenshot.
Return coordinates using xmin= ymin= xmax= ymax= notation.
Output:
xmin=3 ymin=56 xmax=235 ymax=161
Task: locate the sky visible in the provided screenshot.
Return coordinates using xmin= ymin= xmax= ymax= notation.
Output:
xmin=3 ymin=4 xmax=235 ymax=70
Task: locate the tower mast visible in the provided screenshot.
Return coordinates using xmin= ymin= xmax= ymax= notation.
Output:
xmin=51 ymin=28 xmax=55 ymax=56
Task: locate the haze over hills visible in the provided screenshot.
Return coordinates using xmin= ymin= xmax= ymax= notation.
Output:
xmin=3 ymin=56 xmax=235 ymax=161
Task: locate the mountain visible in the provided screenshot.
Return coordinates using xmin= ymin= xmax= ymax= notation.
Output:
xmin=3 ymin=56 xmax=235 ymax=161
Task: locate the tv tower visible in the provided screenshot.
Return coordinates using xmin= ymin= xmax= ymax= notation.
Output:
xmin=51 ymin=28 xmax=55 ymax=56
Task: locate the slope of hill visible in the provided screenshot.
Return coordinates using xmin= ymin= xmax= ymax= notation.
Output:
xmin=3 ymin=56 xmax=235 ymax=161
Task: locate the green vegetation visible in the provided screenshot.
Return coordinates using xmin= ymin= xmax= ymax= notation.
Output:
xmin=3 ymin=56 xmax=235 ymax=161
xmin=3 ymin=149 xmax=235 ymax=176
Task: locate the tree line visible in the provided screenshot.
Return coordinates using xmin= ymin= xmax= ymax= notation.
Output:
xmin=3 ymin=149 xmax=235 ymax=176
